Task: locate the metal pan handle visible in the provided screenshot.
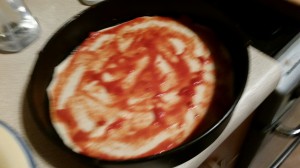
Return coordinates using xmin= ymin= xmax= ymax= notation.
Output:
xmin=270 ymin=88 xmax=300 ymax=167
xmin=270 ymin=117 xmax=300 ymax=168
xmin=275 ymin=124 xmax=300 ymax=137
xmin=270 ymin=136 xmax=300 ymax=168
xmin=274 ymin=86 xmax=300 ymax=137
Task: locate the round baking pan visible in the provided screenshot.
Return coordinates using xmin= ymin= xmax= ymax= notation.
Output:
xmin=27 ymin=0 xmax=249 ymax=167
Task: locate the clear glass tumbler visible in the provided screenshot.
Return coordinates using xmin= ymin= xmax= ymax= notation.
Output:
xmin=0 ymin=0 xmax=40 ymax=53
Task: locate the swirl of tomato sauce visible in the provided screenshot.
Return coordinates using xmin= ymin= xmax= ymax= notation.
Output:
xmin=48 ymin=16 xmax=217 ymax=160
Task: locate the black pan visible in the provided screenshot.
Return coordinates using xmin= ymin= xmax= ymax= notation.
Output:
xmin=27 ymin=0 xmax=249 ymax=167
xmin=258 ymin=0 xmax=300 ymax=22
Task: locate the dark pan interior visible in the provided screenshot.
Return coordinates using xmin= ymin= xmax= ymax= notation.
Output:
xmin=258 ymin=0 xmax=300 ymax=22
xmin=27 ymin=0 xmax=249 ymax=167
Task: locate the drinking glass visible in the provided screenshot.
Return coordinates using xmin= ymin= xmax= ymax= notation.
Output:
xmin=0 ymin=0 xmax=40 ymax=53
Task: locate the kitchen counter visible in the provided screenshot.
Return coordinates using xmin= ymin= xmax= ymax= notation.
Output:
xmin=0 ymin=0 xmax=281 ymax=168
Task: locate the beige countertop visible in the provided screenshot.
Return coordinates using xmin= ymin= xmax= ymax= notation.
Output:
xmin=0 ymin=0 xmax=282 ymax=168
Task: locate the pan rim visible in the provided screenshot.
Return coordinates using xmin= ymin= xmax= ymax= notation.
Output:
xmin=27 ymin=0 xmax=249 ymax=166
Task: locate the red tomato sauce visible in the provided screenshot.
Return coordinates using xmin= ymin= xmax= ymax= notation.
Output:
xmin=49 ymin=16 xmax=230 ymax=161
